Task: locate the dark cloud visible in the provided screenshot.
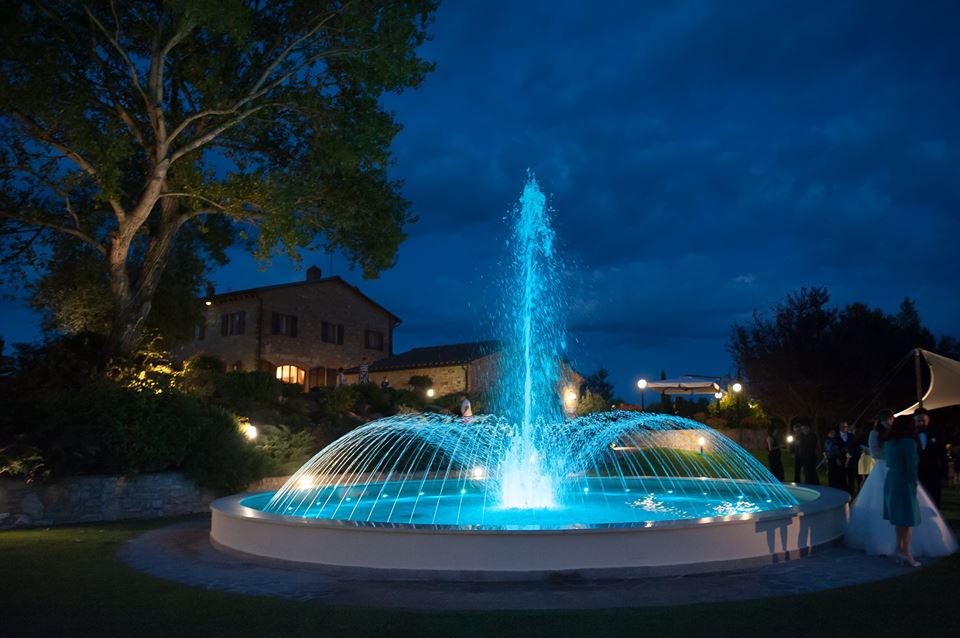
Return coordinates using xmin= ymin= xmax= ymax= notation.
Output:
xmin=3 ymin=0 xmax=958 ymax=398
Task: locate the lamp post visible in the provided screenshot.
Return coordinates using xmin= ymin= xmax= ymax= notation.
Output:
xmin=714 ymin=390 xmax=723 ymax=417
xmin=732 ymin=381 xmax=743 ymax=426
xmin=637 ymin=378 xmax=647 ymax=411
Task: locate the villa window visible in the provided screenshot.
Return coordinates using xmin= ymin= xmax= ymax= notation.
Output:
xmin=271 ymin=312 xmax=298 ymax=337
xmin=364 ymin=329 xmax=384 ymax=351
xmin=276 ymin=364 xmax=305 ymax=386
xmin=194 ymin=322 xmax=206 ymax=341
xmin=321 ymin=321 xmax=344 ymax=345
xmin=220 ymin=311 xmax=246 ymax=336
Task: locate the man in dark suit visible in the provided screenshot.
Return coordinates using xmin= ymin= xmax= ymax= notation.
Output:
xmin=838 ymin=421 xmax=860 ymax=494
xmin=800 ymin=423 xmax=820 ymax=486
xmin=915 ymin=408 xmax=946 ymax=508
xmin=789 ymin=424 xmax=803 ymax=483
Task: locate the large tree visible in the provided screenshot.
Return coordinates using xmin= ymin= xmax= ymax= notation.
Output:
xmin=0 ymin=0 xmax=435 ymax=356
xmin=729 ymin=288 xmax=954 ymax=428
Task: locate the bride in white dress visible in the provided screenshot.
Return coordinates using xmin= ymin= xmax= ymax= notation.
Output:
xmin=845 ymin=410 xmax=957 ymax=558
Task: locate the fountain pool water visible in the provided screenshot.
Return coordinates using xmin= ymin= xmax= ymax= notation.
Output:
xmin=210 ymin=176 xmax=849 ymax=574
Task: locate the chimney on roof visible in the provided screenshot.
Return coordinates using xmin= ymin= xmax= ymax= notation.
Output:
xmin=205 ymin=283 xmax=215 ymax=297
xmin=306 ymin=265 xmax=322 ymax=281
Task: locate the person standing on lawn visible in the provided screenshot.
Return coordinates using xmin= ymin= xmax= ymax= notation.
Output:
xmin=915 ymin=408 xmax=946 ymax=508
xmin=883 ymin=415 xmax=921 ymax=566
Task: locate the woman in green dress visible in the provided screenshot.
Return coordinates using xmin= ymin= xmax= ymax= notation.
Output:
xmin=883 ymin=416 xmax=921 ymax=566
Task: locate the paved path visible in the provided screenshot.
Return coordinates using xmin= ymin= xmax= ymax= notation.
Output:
xmin=120 ymin=517 xmax=924 ymax=611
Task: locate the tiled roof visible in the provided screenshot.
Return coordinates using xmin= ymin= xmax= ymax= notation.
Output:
xmin=355 ymin=340 xmax=503 ymax=372
xmin=209 ymin=275 xmax=401 ymax=323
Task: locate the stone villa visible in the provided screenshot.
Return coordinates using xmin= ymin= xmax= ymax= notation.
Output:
xmin=177 ymin=267 xmax=583 ymax=410
xmin=176 ymin=266 xmax=400 ymax=389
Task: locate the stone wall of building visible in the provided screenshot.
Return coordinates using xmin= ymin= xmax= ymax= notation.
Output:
xmin=0 ymin=472 xmax=291 ymax=529
xmin=174 ymin=275 xmax=398 ymax=388
xmin=354 ymin=364 xmax=469 ymax=396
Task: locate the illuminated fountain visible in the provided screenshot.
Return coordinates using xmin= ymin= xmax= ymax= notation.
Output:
xmin=210 ymin=176 xmax=848 ymax=574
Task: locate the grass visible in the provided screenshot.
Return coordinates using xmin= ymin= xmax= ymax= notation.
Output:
xmin=749 ymin=448 xmax=829 ymax=485
xmin=2 ymin=492 xmax=959 ymax=638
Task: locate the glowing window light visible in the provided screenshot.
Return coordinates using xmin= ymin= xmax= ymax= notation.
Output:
xmin=276 ymin=364 xmax=305 ymax=385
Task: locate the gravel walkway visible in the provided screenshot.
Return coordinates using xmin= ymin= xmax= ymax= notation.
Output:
xmin=119 ymin=517 xmax=922 ymax=611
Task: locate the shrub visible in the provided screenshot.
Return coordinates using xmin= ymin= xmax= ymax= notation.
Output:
xmin=255 ymin=425 xmax=317 ymax=475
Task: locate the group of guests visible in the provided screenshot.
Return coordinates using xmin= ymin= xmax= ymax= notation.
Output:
xmin=764 ymin=408 xmax=956 ymax=566
xmin=765 ymin=410 xmax=948 ymax=505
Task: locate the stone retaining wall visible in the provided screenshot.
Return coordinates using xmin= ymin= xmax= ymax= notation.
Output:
xmin=0 ymin=472 xmax=291 ymax=529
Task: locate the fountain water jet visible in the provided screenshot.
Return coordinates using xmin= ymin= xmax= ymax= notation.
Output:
xmin=495 ymin=175 xmax=563 ymax=509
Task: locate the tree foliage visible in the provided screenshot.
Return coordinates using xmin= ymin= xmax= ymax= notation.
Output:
xmin=729 ymin=287 xmax=958 ymax=428
xmin=582 ymin=368 xmax=614 ymax=402
xmin=0 ymin=0 xmax=436 ymax=355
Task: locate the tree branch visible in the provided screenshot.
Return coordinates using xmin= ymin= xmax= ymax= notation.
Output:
xmin=169 ymin=103 xmax=280 ymax=163
xmin=158 ymin=192 xmax=226 ymax=211
xmin=165 ymin=9 xmax=352 ymax=147
xmin=82 ymin=4 xmax=152 ymax=123
xmin=0 ymin=212 xmax=107 ymax=256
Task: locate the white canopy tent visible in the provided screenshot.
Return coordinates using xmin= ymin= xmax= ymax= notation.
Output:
xmin=896 ymin=349 xmax=960 ymax=416
xmin=645 ymin=376 xmax=722 ymax=396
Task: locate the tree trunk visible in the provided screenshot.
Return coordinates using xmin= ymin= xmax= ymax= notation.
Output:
xmin=106 ymin=194 xmax=183 ymax=359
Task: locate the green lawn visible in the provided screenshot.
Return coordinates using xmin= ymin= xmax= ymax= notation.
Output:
xmin=2 ymin=491 xmax=959 ymax=638
xmin=749 ymin=448 xmax=829 ymax=485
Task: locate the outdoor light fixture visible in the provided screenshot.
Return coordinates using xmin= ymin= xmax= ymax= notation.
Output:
xmin=637 ymin=378 xmax=648 ymax=390
xmin=637 ymin=378 xmax=648 ymax=411
xmin=205 ymin=300 xmax=213 ymax=306
xmin=698 ymin=436 xmax=706 ymax=455
xmin=787 ymin=435 xmax=795 ymax=444
xmin=714 ymin=391 xmax=723 ymax=400
xmin=732 ymin=382 xmax=743 ymax=393
xmin=470 ymin=466 xmax=486 ymax=480
xmin=241 ymin=423 xmax=258 ymax=441
xmin=426 ymin=388 xmax=435 ymax=398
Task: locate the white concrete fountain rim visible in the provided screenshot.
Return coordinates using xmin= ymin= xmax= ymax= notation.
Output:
xmin=210 ymin=484 xmax=850 ymax=574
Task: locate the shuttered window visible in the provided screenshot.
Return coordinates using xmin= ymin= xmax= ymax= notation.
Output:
xmin=271 ymin=312 xmax=298 ymax=337
xmin=321 ymin=321 xmax=344 ymax=345
xmin=220 ymin=312 xmax=245 ymax=336
xmin=364 ymin=330 xmax=384 ymax=351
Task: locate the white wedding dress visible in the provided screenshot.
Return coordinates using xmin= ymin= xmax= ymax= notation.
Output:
xmin=845 ymin=431 xmax=957 ymax=557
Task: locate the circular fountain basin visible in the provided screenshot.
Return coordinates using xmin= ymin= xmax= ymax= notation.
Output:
xmin=210 ymin=479 xmax=849 ymax=576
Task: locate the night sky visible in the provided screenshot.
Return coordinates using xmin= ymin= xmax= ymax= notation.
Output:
xmin=2 ymin=1 xmax=959 ymax=399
